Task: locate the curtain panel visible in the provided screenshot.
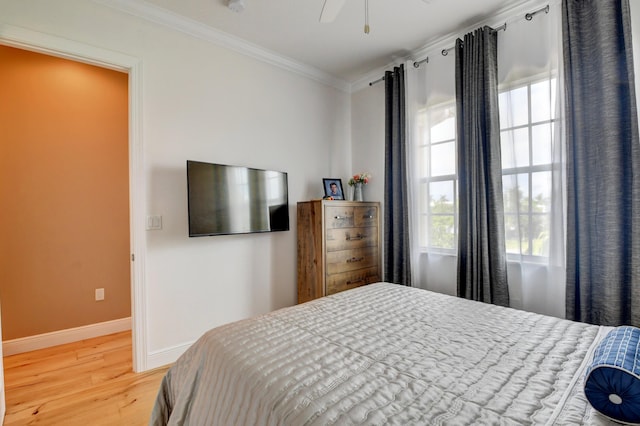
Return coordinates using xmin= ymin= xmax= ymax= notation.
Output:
xmin=497 ymin=2 xmax=567 ymax=318
xmin=384 ymin=65 xmax=412 ymax=286
xmin=455 ymin=27 xmax=510 ymax=307
xmin=563 ymin=0 xmax=640 ymax=326
xmin=406 ymin=4 xmax=566 ymax=318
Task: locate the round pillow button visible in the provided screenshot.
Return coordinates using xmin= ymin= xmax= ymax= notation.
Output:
xmin=609 ymin=394 xmax=623 ymax=405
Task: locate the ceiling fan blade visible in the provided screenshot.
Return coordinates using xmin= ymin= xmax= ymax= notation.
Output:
xmin=319 ymin=0 xmax=347 ymax=23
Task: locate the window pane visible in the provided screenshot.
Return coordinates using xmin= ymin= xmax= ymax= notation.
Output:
xmin=532 ymin=123 xmax=552 ymax=166
xmin=531 ymin=80 xmax=551 ymax=122
xmin=419 ymin=103 xmax=457 ymax=253
xmin=503 ymin=176 xmax=517 ymax=214
xmin=499 ymin=86 xmax=528 ymax=128
xmin=505 ymin=215 xmax=532 ymax=255
xmin=518 ymin=214 xmax=531 ymax=255
xmin=431 ymin=116 xmax=455 ymax=143
xmin=431 ymin=142 xmax=455 ymax=176
xmin=429 ymin=181 xmax=454 ymax=214
xmin=504 ymin=214 xmax=529 ymax=254
xmin=430 ymin=215 xmax=455 ymax=249
xmin=531 ymin=171 xmax=551 ymax=213
xmin=503 ymin=173 xmax=529 ymax=213
xmin=531 ymin=214 xmax=550 ymax=256
xmin=501 ymin=128 xmax=529 ymax=169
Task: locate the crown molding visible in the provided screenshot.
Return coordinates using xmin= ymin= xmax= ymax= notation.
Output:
xmin=92 ymin=0 xmax=351 ymax=93
xmin=350 ymin=61 xmax=400 ymax=93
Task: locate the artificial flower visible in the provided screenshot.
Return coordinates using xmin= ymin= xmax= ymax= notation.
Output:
xmin=348 ymin=172 xmax=371 ymax=186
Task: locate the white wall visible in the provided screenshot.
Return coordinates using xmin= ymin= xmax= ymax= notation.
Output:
xmin=0 ymin=0 xmax=351 ymax=367
xmin=350 ymin=81 xmax=386 ymax=274
xmin=350 ymin=84 xmax=385 ymax=207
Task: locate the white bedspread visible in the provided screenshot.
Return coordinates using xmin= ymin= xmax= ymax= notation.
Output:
xmin=150 ymin=283 xmax=614 ymax=425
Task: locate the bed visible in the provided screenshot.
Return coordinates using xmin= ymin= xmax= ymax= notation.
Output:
xmin=150 ymin=282 xmax=618 ymax=425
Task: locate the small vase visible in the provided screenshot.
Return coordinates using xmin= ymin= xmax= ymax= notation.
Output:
xmin=354 ymin=182 xmax=363 ymax=202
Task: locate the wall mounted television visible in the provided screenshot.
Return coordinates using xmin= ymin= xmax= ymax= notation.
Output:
xmin=187 ymin=160 xmax=290 ymax=237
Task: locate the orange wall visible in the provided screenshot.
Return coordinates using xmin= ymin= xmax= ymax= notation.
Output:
xmin=0 ymin=46 xmax=131 ymax=340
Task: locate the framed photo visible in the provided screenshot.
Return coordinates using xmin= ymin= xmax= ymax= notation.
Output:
xmin=323 ymin=178 xmax=344 ymax=200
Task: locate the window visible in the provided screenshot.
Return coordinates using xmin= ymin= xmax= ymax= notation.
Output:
xmin=417 ymin=76 xmax=557 ymax=260
xmin=416 ymin=102 xmax=457 ymax=253
xmin=499 ymin=78 xmax=557 ymax=259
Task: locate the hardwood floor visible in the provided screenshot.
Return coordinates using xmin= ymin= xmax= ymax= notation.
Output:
xmin=3 ymin=331 xmax=170 ymax=425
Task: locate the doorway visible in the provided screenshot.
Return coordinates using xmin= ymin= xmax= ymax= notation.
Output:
xmin=1 ymin=44 xmax=131 ymax=347
xmin=0 ymin=26 xmax=146 ymax=373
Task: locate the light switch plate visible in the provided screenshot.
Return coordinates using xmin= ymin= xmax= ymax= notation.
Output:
xmin=147 ymin=215 xmax=162 ymax=230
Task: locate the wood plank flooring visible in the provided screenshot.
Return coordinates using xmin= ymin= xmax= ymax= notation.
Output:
xmin=3 ymin=331 xmax=170 ymax=425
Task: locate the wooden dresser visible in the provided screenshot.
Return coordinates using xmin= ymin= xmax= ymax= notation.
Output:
xmin=297 ymin=200 xmax=381 ymax=303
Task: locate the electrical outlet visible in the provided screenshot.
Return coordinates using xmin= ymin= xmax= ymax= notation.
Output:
xmin=95 ymin=288 xmax=105 ymax=301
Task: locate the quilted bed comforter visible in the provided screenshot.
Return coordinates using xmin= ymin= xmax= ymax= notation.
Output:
xmin=150 ymin=283 xmax=615 ymax=425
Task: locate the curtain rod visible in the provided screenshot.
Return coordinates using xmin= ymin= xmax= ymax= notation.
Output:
xmin=441 ymin=22 xmax=506 ymax=56
xmin=526 ymin=4 xmax=549 ymax=21
xmin=369 ymin=75 xmax=385 ymax=86
xmin=441 ymin=4 xmax=550 ymax=56
xmin=369 ymin=4 xmax=550 ymax=86
xmin=368 ymin=55 xmax=430 ymax=86
xmin=413 ymin=56 xmax=429 ymax=69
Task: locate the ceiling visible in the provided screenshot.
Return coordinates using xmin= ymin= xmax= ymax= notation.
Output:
xmin=138 ymin=0 xmax=534 ymax=86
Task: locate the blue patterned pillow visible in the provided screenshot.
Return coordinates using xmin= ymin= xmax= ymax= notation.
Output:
xmin=584 ymin=326 xmax=640 ymax=424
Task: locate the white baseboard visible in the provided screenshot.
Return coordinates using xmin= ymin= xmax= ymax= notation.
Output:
xmin=2 ymin=317 xmax=132 ymax=356
xmin=146 ymin=341 xmax=193 ymax=370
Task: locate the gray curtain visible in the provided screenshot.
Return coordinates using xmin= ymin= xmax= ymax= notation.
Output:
xmin=455 ymin=27 xmax=509 ymax=307
xmin=384 ymin=65 xmax=411 ymax=286
xmin=563 ymin=0 xmax=640 ymax=326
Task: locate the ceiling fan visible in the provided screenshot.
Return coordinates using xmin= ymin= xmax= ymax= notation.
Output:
xmin=320 ymin=0 xmax=370 ymax=33
xmin=319 ymin=0 xmax=347 ymax=24
xmin=319 ymin=0 xmax=435 ymax=33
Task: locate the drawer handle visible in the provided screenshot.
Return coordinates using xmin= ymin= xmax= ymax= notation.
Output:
xmin=362 ymin=215 xmax=374 ymax=219
xmin=347 ymin=256 xmax=364 ymax=263
xmin=346 ymin=279 xmax=365 ymax=285
xmin=334 ymin=215 xmax=346 ymax=220
xmin=346 ymin=233 xmax=365 ymax=241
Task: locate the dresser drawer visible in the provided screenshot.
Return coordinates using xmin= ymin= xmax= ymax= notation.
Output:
xmin=324 ymin=206 xmax=355 ymax=228
xmin=325 ymin=227 xmax=378 ymax=252
xmin=354 ymin=206 xmax=378 ymax=227
xmin=326 ymin=267 xmax=380 ymax=295
xmin=326 ymin=246 xmax=378 ymax=275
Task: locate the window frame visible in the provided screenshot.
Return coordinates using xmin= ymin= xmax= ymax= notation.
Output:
xmin=416 ymin=74 xmax=558 ymax=262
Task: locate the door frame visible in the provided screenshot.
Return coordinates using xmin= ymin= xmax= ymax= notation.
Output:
xmin=0 ymin=25 xmax=148 ymax=372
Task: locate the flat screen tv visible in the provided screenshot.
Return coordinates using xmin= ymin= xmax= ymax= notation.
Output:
xmin=187 ymin=160 xmax=290 ymax=237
